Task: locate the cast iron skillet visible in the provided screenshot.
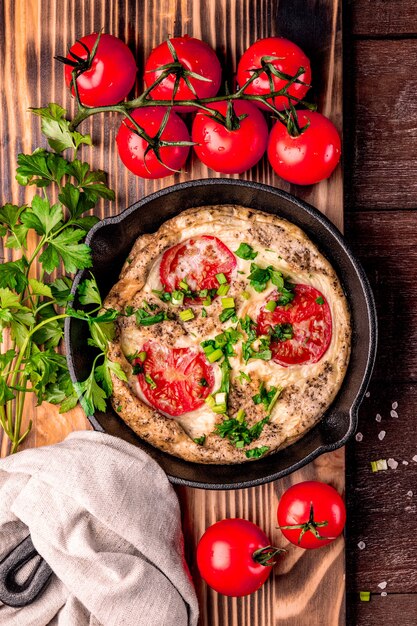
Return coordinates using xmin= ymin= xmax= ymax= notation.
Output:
xmin=0 ymin=179 xmax=377 ymax=608
xmin=66 ymin=179 xmax=377 ymax=488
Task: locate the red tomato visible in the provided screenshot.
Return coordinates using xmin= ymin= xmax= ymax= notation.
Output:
xmin=144 ymin=35 xmax=222 ymax=112
xmin=160 ymin=236 xmax=237 ymax=293
xmin=257 ymin=284 xmax=332 ymax=366
xmin=192 ymin=101 xmax=268 ymax=174
xmin=197 ymin=519 xmax=283 ymax=596
xmin=237 ymin=37 xmax=311 ymax=111
xmin=134 ymin=341 xmax=214 ymax=417
xmin=64 ymin=33 xmax=137 ymax=107
xmin=267 ymin=111 xmax=341 ymax=185
xmin=277 ymin=481 xmax=346 ymax=549
xmin=116 ymin=107 xmax=190 ymax=179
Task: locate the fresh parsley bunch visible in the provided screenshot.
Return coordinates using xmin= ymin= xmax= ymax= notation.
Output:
xmin=0 ymin=104 xmax=124 ymax=452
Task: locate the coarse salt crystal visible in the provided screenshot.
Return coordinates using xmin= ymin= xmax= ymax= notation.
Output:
xmin=355 ymin=432 xmax=363 ymax=442
xmin=376 ymin=414 xmax=382 ymax=422
xmin=358 ymin=541 xmax=366 ymax=550
xmin=378 ymin=581 xmax=387 ymax=589
xmin=390 ymin=410 xmax=398 ymax=418
xmin=378 ymin=431 xmax=386 ymax=441
xmin=403 ymin=460 xmax=409 ymax=465
xmin=407 ymin=490 xmax=413 ymax=497
xmin=365 ymin=391 xmax=370 ymax=398
xmin=392 ymin=401 xmax=398 ymax=410
xmin=387 ymin=458 xmax=398 ymax=469
xmin=412 ymin=455 xmax=417 ymax=463
xmin=381 ymin=592 xmax=388 ymax=597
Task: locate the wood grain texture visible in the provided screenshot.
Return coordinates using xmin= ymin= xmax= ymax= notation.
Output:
xmin=0 ymin=1 xmax=345 ymax=624
xmin=346 ymin=0 xmax=417 ymax=36
xmin=345 ymin=211 xmax=417 ymax=382
xmin=347 ymin=593 xmax=417 ymax=626
xmin=345 ymin=39 xmax=417 ymax=210
xmin=346 ymin=382 xmax=417 ymax=592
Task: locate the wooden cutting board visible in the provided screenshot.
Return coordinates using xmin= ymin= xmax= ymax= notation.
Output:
xmin=0 ymin=1 xmax=344 ymax=624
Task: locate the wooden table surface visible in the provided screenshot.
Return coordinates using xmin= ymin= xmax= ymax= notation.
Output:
xmin=1 ymin=1 xmax=416 ymax=625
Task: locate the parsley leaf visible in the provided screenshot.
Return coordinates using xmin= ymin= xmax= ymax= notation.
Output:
xmin=235 ymin=242 xmax=258 ymax=260
xmin=31 ymin=103 xmax=92 ymax=153
xmin=245 ymin=446 xmax=269 ymax=459
xmin=270 ymin=323 xmax=293 ymax=342
xmin=39 ymin=228 xmax=92 ymax=273
xmin=0 ymin=259 xmax=28 ymax=293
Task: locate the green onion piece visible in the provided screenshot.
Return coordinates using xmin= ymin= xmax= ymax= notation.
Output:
xmin=241 ymin=291 xmax=250 ymax=300
xmin=212 ymin=403 xmax=227 ymax=414
xmin=316 ymin=296 xmax=325 ymax=305
xmin=219 ymin=308 xmax=236 ymax=323
xmin=216 ymin=273 xmax=227 ymax=284
xmin=199 ymin=289 xmax=208 ymax=297
xmin=215 ymin=392 xmax=227 ymax=405
xmin=179 ymin=309 xmax=195 ymax=322
xmin=202 ymin=296 xmax=212 ymax=306
xmin=138 ymin=351 xmax=147 ymax=362
xmin=145 ymin=374 xmax=157 ymax=389
xmin=267 ymin=386 xmax=283 ymax=415
xmin=265 ymin=300 xmax=277 ymax=312
xmin=359 ymin=591 xmax=371 ymax=602
xmin=202 ymin=344 xmax=215 ymax=355
xmin=235 ymin=440 xmax=245 ymax=448
xmin=207 ymin=348 xmax=224 ymax=363
xmin=221 ymin=297 xmax=235 ymax=310
xmin=371 ymin=459 xmax=388 ymax=472
xmin=217 ymin=283 xmax=230 ymax=296
xmin=236 ymin=408 xmax=246 ymax=423
xmin=179 ymin=280 xmax=189 ymax=290
xmin=205 ymin=395 xmax=215 ymax=408
xmin=171 ymin=290 xmax=184 ymax=305
xmin=201 ymin=308 xmax=207 ymax=318
xmin=200 ymin=377 xmax=209 ymax=387
xmin=238 ymin=370 xmax=251 ymax=383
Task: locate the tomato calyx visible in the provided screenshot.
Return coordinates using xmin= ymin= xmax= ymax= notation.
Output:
xmin=146 ymin=38 xmax=214 ymax=102
xmin=278 ymin=503 xmax=331 ymax=545
xmin=252 ymin=545 xmax=286 ymax=566
xmin=123 ymin=107 xmax=195 ymax=174
xmin=56 ymin=32 xmax=103 ymax=105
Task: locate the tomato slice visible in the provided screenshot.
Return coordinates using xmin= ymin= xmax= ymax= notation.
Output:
xmin=134 ymin=341 xmax=215 ymax=416
xmin=160 ymin=235 xmax=237 ymax=292
xmin=257 ymin=284 xmax=332 ymax=366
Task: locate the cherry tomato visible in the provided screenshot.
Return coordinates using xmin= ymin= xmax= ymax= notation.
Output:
xmin=116 ymin=107 xmax=190 ymax=179
xmin=160 ymin=236 xmax=237 ymax=293
xmin=257 ymin=284 xmax=332 ymax=366
xmin=267 ymin=111 xmax=341 ymax=185
xmin=237 ymin=37 xmax=311 ymax=111
xmin=197 ymin=518 xmax=283 ymax=596
xmin=192 ymin=101 xmax=268 ymax=174
xmin=277 ymin=481 xmax=346 ymax=549
xmin=64 ymin=33 xmax=137 ymax=107
xmin=134 ymin=341 xmax=214 ymax=417
xmin=144 ymin=35 xmax=222 ymax=112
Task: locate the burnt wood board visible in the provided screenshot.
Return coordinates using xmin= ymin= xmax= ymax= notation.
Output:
xmin=0 ymin=1 xmax=344 ymax=624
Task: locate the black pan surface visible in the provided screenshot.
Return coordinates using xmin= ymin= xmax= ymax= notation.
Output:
xmin=65 ymin=179 xmax=377 ymax=489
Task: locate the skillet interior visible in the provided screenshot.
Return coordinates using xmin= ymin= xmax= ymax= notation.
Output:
xmin=65 ymin=179 xmax=377 ymax=489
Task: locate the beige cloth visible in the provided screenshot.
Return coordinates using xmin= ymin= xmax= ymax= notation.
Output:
xmin=0 ymin=431 xmax=199 ymax=626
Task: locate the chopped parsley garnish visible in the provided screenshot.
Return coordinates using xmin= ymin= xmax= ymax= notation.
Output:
xmin=214 ymin=412 xmax=269 ymax=448
xmin=152 ymin=289 xmax=172 ymax=302
xmin=124 ymin=305 xmax=135 ymax=316
xmin=199 ymin=378 xmax=209 ymax=387
xmin=252 ymin=383 xmax=283 ymax=414
xmin=270 ymin=323 xmax=294 ymax=342
xmin=201 ymin=307 xmax=207 ymax=318
xmin=237 ymin=370 xmax=251 ymax=383
xmin=247 ymin=263 xmax=295 ymax=304
xmin=245 ymin=446 xmax=269 ymax=459
xmin=240 ymin=316 xmax=272 ymax=363
xmin=132 ymin=363 xmax=144 ymax=375
xmin=193 ymin=435 xmax=206 ymax=446
xmin=235 ymin=242 xmax=258 ymax=260
xmin=316 ymin=296 xmax=324 ymax=305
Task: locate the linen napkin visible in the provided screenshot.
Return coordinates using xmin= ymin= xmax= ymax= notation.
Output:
xmin=0 ymin=431 xmax=199 ymax=626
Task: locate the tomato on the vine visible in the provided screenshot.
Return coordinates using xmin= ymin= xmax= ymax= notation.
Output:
xmin=267 ymin=111 xmax=341 ymax=185
xmin=116 ymin=107 xmax=191 ymax=179
xmin=63 ymin=33 xmax=137 ymax=107
xmin=237 ymin=37 xmax=311 ymax=111
xmin=192 ymin=100 xmax=268 ymax=174
xmin=144 ymin=35 xmax=222 ymax=111
xmin=277 ymin=481 xmax=346 ymax=549
xmin=197 ymin=518 xmax=284 ymax=597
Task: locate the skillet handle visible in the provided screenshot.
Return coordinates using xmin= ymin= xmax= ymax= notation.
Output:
xmin=0 ymin=535 xmax=53 ymax=607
